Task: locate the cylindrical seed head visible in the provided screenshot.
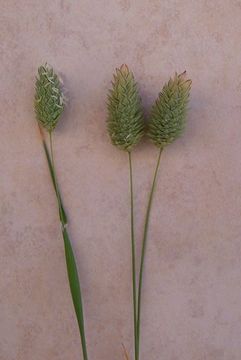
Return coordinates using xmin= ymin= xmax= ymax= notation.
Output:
xmin=34 ymin=63 xmax=65 ymax=132
xmin=148 ymin=72 xmax=192 ymax=148
xmin=107 ymin=64 xmax=145 ymax=152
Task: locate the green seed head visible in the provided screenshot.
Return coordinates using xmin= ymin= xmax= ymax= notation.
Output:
xmin=148 ymin=72 xmax=192 ymax=148
xmin=107 ymin=64 xmax=145 ymax=152
xmin=34 ymin=63 xmax=65 ymax=132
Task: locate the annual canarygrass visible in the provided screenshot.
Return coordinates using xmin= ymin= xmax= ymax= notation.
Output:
xmin=107 ymin=64 xmax=145 ymax=151
xmin=34 ymin=63 xmax=191 ymax=360
xmin=35 ymin=64 xmax=65 ymax=132
xmin=107 ymin=67 xmax=191 ymax=360
xmin=107 ymin=64 xmax=144 ymax=360
xmin=137 ymin=71 xmax=192 ymax=359
xmin=148 ymin=72 xmax=192 ymax=147
xmin=34 ymin=64 xmax=89 ymax=360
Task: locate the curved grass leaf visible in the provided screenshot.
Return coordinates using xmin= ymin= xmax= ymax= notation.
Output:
xmin=63 ymin=228 xmax=88 ymax=360
xmin=40 ymin=132 xmax=89 ymax=360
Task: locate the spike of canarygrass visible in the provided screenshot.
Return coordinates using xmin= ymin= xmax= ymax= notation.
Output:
xmin=148 ymin=71 xmax=192 ymax=148
xmin=136 ymin=72 xmax=192 ymax=359
xmin=35 ymin=65 xmax=89 ymax=360
xmin=35 ymin=63 xmax=65 ymax=132
xmin=107 ymin=64 xmax=145 ymax=151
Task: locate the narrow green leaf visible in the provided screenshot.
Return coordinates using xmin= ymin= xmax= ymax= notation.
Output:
xmin=40 ymin=133 xmax=89 ymax=359
xmin=62 ymin=228 xmax=88 ymax=360
xmin=136 ymin=148 xmax=163 ymax=359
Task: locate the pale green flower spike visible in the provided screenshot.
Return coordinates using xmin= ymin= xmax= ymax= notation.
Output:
xmin=148 ymin=71 xmax=192 ymax=147
xmin=35 ymin=63 xmax=64 ymax=132
xmin=107 ymin=64 xmax=145 ymax=151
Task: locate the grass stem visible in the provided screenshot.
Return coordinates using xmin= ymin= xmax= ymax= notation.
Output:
xmin=128 ymin=151 xmax=138 ymax=360
xmin=42 ymin=130 xmax=89 ymax=360
xmin=136 ymin=147 xmax=163 ymax=359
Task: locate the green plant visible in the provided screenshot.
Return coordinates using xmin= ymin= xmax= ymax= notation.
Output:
xmin=107 ymin=64 xmax=145 ymax=360
xmin=137 ymin=72 xmax=192 ymax=358
xmin=34 ymin=64 xmax=89 ymax=360
xmin=107 ymin=67 xmax=191 ymax=360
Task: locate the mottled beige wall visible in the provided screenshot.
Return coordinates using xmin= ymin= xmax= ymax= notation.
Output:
xmin=1 ymin=1 xmax=241 ymax=359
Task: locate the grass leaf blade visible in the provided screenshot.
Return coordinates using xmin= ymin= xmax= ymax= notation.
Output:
xmin=62 ymin=228 xmax=88 ymax=360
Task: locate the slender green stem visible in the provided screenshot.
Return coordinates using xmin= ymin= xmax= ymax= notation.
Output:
xmin=136 ymin=147 xmax=163 ymax=359
xmin=40 ymin=129 xmax=67 ymax=224
xmin=49 ymin=132 xmax=64 ymax=223
xmin=128 ymin=151 xmax=138 ymax=360
xmin=48 ymin=132 xmax=89 ymax=360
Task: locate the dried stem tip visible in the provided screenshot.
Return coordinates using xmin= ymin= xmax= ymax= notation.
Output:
xmin=34 ymin=63 xmax=65 ymax=132
xmin=148 ymin=72 xmax=192 ymax=148
xmin=107 ymin=64 xmax=145 ymax=152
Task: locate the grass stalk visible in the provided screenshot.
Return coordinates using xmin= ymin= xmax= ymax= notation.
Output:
xmin=40 ymin=129 xmax=89 ymax=360
xmin=136 ymin=147 xmax=163 ymax=359
xmin=128 ymin=151 xmax=138 ymax=360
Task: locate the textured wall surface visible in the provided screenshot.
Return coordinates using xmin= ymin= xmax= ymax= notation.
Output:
xmin=1 ymin=1 xmax=241 ymax=359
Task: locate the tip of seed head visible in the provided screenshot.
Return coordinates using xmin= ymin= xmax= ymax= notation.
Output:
xmin=120 ymin=64 xmax=129 ymax=74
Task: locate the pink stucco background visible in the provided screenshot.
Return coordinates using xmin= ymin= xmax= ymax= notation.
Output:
xmin=1 ymin=1 xmax=241 ymax=359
